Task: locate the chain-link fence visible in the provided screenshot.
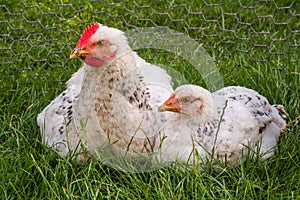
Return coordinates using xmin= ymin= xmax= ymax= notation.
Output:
xmin=1 ymin=0 xmax=299 ymax=94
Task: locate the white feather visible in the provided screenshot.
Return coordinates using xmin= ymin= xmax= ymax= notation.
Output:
xmin=37 ymin=23 xmax=174 ymax=162
xmin=155 ymin=85 xmax=287 ymax=166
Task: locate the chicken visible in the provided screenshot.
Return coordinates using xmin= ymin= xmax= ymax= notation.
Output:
xmin=155 ymin=84 xmax=287 ymax=166
xmin=37 ymin=22 xmax=174 ymax=162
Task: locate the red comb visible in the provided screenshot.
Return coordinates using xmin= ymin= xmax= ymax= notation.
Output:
xmin=76 ymin=22 xmax=99 ymax=47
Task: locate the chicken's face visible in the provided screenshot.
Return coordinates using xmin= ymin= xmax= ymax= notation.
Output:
xmin=158 ymin=84 xmax=214 ymax=117
xmin=70 ymin=22 xmax=126 ymax=67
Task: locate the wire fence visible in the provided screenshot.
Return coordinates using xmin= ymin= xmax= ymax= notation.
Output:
xmin=0 ymin=0 xmax=299 ymax=90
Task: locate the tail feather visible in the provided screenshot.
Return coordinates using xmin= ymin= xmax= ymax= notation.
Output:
xmin=272 ymin=104 xmax=288 ymax=130
xmin=273 ymin=104 xmax=288 ymax=119
xmin=259 ymin=105 xmax=287 ymax=159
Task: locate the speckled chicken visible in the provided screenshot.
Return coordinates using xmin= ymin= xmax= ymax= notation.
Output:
xmin=37 ymin=22 xmax=174 ymax=161
xmin=155 ymin=84 xmax=287 ymax=166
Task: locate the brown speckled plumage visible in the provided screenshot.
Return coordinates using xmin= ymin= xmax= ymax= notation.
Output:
xmin=37 ymin=23 xmax=174 ymax=162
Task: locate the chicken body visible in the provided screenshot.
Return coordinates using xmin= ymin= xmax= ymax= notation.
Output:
xmin=37 ymin=23 xmax=174 ymax=162
xmin=155 ymin=85 xmax=287 ymax=166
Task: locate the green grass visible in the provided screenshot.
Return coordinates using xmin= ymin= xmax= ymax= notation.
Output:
xmin=1 ymin=0 xmax=299 ymax=199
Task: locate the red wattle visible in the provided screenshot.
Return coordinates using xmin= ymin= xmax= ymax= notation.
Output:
xmin=84 ymin=56 xmax=105 ymax=67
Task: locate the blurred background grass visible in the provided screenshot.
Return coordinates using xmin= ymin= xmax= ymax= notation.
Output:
xmin=0 ymin=0 xmax=299 ymax=199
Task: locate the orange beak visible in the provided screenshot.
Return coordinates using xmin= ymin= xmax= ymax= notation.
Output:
xmin=158 ymin=93 xmax=181 ymax=113
xmin=70 ymin=48 xmax=90 ymax=59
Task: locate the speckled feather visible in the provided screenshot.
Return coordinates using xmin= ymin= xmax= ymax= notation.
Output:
xmin=37 ymin=23 xmax=174 ymax=161
xmin=37 ymin=67 xmax=85 ymax=159
xmin=91 ymin=52 xmax=174 ymax=158
xmin=155 ymin=85 xmax=287 ymax=166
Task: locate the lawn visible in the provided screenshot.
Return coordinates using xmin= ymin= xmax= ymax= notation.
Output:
xmin=0 ymin=0 xmax=299 ymax=199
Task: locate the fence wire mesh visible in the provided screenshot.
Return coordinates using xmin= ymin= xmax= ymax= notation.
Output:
xmin=0 ymin=0 xmax=299 ymax=91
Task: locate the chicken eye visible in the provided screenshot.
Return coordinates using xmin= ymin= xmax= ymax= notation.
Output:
xmin=180 ymin=97 xmax=190 ymax=104
xmin=98 ymin=41 xmax=104 ymax=47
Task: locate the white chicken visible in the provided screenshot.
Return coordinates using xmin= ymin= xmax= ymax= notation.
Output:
xmin=37 ymin=22 xmax=174 ymax=162
xmin=155 ymin=84 xmax=287 ymax=166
